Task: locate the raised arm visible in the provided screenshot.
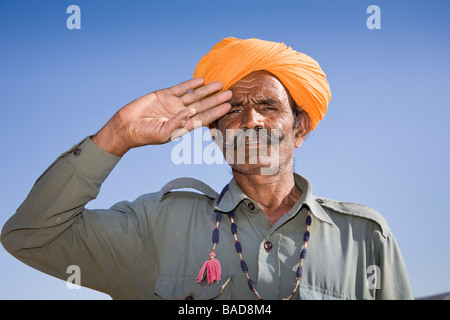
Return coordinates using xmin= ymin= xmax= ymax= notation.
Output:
xmin=1 ymin=78 xmax=231 ymax=295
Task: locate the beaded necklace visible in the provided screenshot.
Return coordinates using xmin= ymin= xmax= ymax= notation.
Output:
xmin=197 ymin=184 xmax=312 ymax=300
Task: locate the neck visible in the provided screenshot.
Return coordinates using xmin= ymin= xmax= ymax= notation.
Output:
xmin=232 ymin=164 xmax=301 ymax=225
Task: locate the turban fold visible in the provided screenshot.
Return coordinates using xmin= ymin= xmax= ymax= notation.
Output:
xmin=194 ymin=37 xmax=331 ymax=131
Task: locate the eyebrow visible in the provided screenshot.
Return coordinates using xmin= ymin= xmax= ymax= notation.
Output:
xmin=229 ymin=97 xmax=281 ymax=108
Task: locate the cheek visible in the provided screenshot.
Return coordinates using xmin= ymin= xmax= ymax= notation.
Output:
xmin=276 ymin=120 xmax=301 ymax=149
xmin=214 ymin=121 xmax=235 ymax=145
xmin=217 ymin=117 xmax=238 ymax=131
xmin=267 ymin=116 xmax=294 ymax=135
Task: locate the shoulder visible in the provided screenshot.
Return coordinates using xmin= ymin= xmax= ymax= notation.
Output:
xmin=315 ymin=197 xmax=391 ymax=237
xmin=148 ymin=177 xmax=219 ymax=215
xmin=114 ymin=177 xmax=218 ymax=216
xmin=155 ymin=177 xmax=218 ymax=202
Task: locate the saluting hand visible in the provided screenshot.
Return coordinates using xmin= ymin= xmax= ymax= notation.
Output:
xmin=92 ymin=78 xmax=232 ymax=156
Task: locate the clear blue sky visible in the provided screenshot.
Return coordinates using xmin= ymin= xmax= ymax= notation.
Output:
xmin=1 ymin=0 xmax=449 ymax=299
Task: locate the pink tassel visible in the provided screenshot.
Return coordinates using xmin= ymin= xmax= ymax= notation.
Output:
xmin=197 ymin=251 xmax=221 ymax=285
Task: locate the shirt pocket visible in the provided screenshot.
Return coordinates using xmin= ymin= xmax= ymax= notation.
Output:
xmin=154 ymin=276 xmax=233 ymax=300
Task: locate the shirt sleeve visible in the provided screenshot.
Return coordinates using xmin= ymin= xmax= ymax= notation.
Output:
xmin=374 ymin=230 xmax=414 ymax=300
xmin=1 ymin=137 xmax=153 ymax=295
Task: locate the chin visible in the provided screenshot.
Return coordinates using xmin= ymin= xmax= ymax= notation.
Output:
xmin=230 ymin=160 xmax=282 ymax=176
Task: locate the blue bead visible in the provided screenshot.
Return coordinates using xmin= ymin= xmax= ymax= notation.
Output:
xmin=306 ymin=215 xmax=312 ymax=226
xmin=228 ymin=211 xmax=235 ymax=219
xmin=212 ymin=228 xmax=219 ymax=244
xmin=240 ymin=260 xmax=248 ymax=272
xmin=300 ymin=248 xmax=307 ymax=260
xmin=215 ymin=211 xmax=222 ymax=223
xmin=235 ymin=241 xmax=242 ymax=253
xmin=296 ymin=266 xmax=303 ymax=278
xmin=231 ymin=223 xmax=237 ymax=235
xmin=303 ymin=230 xmax=310 ymax=242
xmin=248 ymin=279 xmax=256 ymax=291
xmin=217 ymin=184 xmax=229 ymax=204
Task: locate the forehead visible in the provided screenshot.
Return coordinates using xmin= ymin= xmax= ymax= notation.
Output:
xmin=229 ymin=71 xmax=290 ymax=103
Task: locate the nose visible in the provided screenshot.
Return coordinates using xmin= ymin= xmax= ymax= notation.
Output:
xmin=240 ymin=107 xmax=265 ymax=130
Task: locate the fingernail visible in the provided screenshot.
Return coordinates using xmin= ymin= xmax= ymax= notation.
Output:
xmin=187 ymin=108 xmax=196 ymax=117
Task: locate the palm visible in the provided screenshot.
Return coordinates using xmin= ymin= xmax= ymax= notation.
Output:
xmin=118 ymin=78 xmax=232 ymax=147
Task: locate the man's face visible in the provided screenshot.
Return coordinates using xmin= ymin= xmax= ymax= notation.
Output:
xmin=212 ymin=71 xmax=306 ymax=175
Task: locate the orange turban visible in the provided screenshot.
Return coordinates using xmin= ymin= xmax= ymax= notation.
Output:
xmin=193 ymin=37 xmax=331 ymax=131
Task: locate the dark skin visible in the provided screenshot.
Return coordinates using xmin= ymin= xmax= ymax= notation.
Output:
xmin=92 ymin=78 xmax=233 ymax=156
xmin=92 ymin=71 xmax=310 ymax=225
xmin=212 ymin=71 xmax=310 ymax=225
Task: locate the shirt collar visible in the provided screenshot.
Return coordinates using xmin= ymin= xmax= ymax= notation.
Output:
xmin=214 ymin=173 xmax=333 ymax=226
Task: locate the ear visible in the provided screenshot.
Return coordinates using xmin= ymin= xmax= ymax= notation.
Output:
xmin=294 ymin=129 xmax=305 ymax=148
xmin=294 ymin=112 xmax=311 ymax=148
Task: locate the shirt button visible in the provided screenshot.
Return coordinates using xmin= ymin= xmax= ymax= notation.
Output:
xmin=316 ymin=198 xmax=323 ymax=204
xmin=247 ymin=202 xmax=255 ymax=211
xmin=264 ymin=241 xmax=273 ymax=251
xmin=73 ymin=148 xmax=81 ymax=156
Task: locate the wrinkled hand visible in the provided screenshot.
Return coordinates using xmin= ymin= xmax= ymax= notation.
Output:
xmin=92 ymin=78 xmax=232 ymax=156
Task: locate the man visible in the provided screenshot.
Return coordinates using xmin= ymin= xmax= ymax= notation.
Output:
xmin=1 ymin=37 xmax=413 ymax=300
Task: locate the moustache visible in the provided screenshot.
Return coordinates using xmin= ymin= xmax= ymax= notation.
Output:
xmin=224 ymin=128 xmax=286 ymax=150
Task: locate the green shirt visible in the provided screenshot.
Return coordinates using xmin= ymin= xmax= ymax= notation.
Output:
xmin=1 ymin=137 xmax=413 ymax=300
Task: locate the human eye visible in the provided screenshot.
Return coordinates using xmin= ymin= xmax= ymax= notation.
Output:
xmin=257 ymin=98 xmax=279 ymax=112
xmin=260 ymin=104 xmax=278 ymax=113
xmin=227 ymin=106 xmax=243 ymax=114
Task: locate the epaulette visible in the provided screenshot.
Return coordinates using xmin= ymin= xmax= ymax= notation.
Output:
xmin=156 ymin=177 xmax=219 ymax=201
xmin=316 ymin=197 xmax=391 ymax=237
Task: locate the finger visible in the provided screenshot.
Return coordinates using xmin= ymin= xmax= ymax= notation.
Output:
xmin=184 ymin=102 xmax=232 ymax=130
xmin=167 ymin=77 xmax=204 ymax=97
xmin=189 ymin=89 xmax=232 ymax=114
xmin=165 ymin=107 xmax=197 ymax=138
xmin=180 ymin=81 xmax=224 ymax=106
